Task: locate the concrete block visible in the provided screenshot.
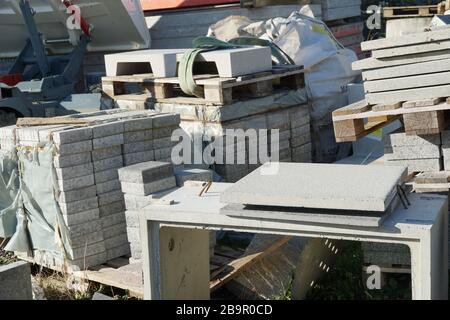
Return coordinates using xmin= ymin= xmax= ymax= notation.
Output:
xmin=386 ymin=158 xmax=442 ymax=173
xmin=123 ymin=130 xmax=153 ymax=143
xmin=98 ymin=190 xmax=124 ymax=207
xmin=56 ymin=140 xmax=92 ymax=156
xmin=385 ymin=145 xmax=441 ymax=160
xmin=366 ymin=84 xmax=450 ymax=105
xmin=153 ymin=147 xmax=172 ymax=161
xmin=174 ymin=168 xmax=213 ymax=186
xmin=105 ymin=47 xmax=272 ymax=78
xmin=53 ymin=152 xmax=92 ymax=168
xmin=91 ymin=145 xmax=122 ymax=161
xmin=122 ymin=141 xmax=154 ymax=154
xmin=221 ymin=203 xmax=387 ymax=227
xmin=67 ymin=220 xmax=102 ymax=239
xmin=59 ymin=197 xmax=99 ymax=215
xmin=0 ymin=261 xmax=33 ymax=300
xmin=118 ymin=161 xmax=173 ymax=183
xmin=121 ymin=176 xmax=176 ymax=196
xmin=364 ymin=71 xmax=450 ymax=93
xmin=123 ymin=117 xmax=153 ymax=132
xmin=124 ymin=192 xmax=172 ymax=210
xmin=101 ymin=212 xmax=126 ymax=228
xmin=106 ymin=243 xmax=130 ymax=260
xmin=57 ymin=174 xmax=95 ymax=192
xmin=97 ymin=179 xmax=122 ymax=195
xmin=220 ymin=163 xmax=407 ymax=212
xmin=52 ymin=127 xmax=93 ymax=145
xmin=385 ymin=132 xmax=441 ymax=147
xmin=67 ymin=242 xmax=106 ymax=260
xmin=92 ymin=292 xmax=114 ymax=300
xmin=123 ymin=150 xmax=155 ymax=166
xmin=92 ymin=122 xmax=124 ymax=138
xmin=103 ymin=223 xmax=127 ymax=239
xmin=291 ymin=143 xmax=312 ymax=160
xmin=153 ymin=126 xmax=177 ymax=139
xmin=152 ymin=113 xmax=181 ymax=128
xmin=93 ymin=155 xmax=123 ymax=172
xmin=99 ymin=201 xmax=126 ymax=218
xmin=291 ymin=134 xmax=311 ymax=148
xmin=153 ymin=137 xmax=173 ymax=149
xmin=93 ymin=134 xmax=124 ymax=149
xmin=58 ymin=185 xmax=97 ymax=203
xmin=70 ymin=231 xmax=104 ymax=248
xmin=95 ymin=168 xmax=119 ymax=184
xmin=62 ymin=208 xmax=100 ymax=226
xmin=56 ymin=163 xmax=94 ymax=180
xmin=291 ymin=124 xmax=310 ymax=138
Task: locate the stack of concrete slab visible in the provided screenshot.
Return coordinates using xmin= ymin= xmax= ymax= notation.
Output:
xmin=312 ymin=0 xmax=361 ymax=22
xmin=119 ymin=162 xmax=177 ymax=263
xmin=0 ymin=110 xmax=181 ymax=270
xmin=353 ymin=27 xmax=450 ymax=105
xmin=384 ymin=131 xmax=443 ymax=173
xmin=153 ymin=92 xmax=312 ymax=183
xmin=119 ymin=162 xmax=213 ymax=262
xmin=220 ymin=163 xmax=408 ymax=227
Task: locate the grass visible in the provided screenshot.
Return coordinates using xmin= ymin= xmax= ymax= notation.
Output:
xmin=0 ymin=248 xmax=17 ymax=266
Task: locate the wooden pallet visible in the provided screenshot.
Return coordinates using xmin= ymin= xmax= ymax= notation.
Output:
xmin=102 ymin=65 xmax=305 ymax=106
xmin=17 ymin=239 xmax=290 ymax=298
xmin=332 ymin=98 xmax=450 ymax=142
xmin=383 ymin=4 xmax=445 ymax=18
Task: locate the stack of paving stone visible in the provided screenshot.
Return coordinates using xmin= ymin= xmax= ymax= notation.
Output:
xmin=119 ymin=162 xmax=213 ymax=263
xmin=312 ymin=0 xmax=361 ymax=22
xmin=154 ymin=94 xmax=312 ymax=183
xmin=353 ymin=27 xmax=450 ymax=105
xmin=0 ymin=109 xmax=181 ymax=270
xmin=384 ymin=131 xmax=442 ymax=174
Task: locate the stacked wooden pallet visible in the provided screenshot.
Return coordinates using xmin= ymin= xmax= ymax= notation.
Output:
xmin=333 ymin=27 xmax=450 ymax=142
xmin=383 ymin=2 xmax=447 ymax=19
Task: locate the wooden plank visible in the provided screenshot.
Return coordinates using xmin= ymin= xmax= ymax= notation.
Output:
xmin=372 ymin=102 xmax=403 ymax=112
xmin=16 ymin=118 xmax=91 ymax=127
xmin=403 ymin=109 xmax=446 ymax=136
xmin=334 ymin=116 xmax=401 ymax=142
xmin=333 ymin=102 xmax=450 ymax=122
xmin=210 ymin=236 xmax=292 ymax=292
xmin=332 ymin=100 xmax=370 ymax=117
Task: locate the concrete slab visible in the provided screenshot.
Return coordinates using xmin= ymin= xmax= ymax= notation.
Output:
xmin=373 ymin=41 xmax=450 ymax=59
xmin=121 ymin=177 xmax=177 ymax=196
xmin=386 ymin=158 xmax=442 ymax=173
xmin=385 ymin=145 xmax=441 ymax=160
xmin=384 ymin=132 xmax=441 ymax=147
xmin=105 ymin=47 xmax=272 ymax=78
xmin=118 ymin=161 xmax=173 ymax=184
xmin=366 ymin=85 xmax=450 ymax=105
xmin=221 ymin=203 xmax=387 ymax=227
xmin=0 ymin=261 xmax=32 ymax=300
xmin=220 ymin=163 xmax=407 ymax=212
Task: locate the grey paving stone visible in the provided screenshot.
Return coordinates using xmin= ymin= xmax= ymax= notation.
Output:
xmin=118 ymin=161 xmax=173 ymax=183
xmin=91 ymin=145 xmax=122 ymax=161
xmin=153 ymin=126 xmax=178 ymax=139
xmin=98 ymin=190 xmax=124 ymax=206
xmin=154 ymin=147 xmax=172 ymax=160
xmin=56 ymin=163 xmax=94 ymax=180
xmin=57 ymin=140 xmax=93 ymax=156
xmin=120 ymin=176 xmax=176 ymax=196
xmin=93 ymin=155 xmax=123 ymax=172
xmin=52 ymin=127 xmax=93 ymax=145
xmin=59 ymin=197 xmax=99 ymax=215
xmin=68 ymin=241 xmax=106 ymax=260
xmin=62 ymin=208 xmax=100 ymax=226
xmin=96 ymin=179 xmax=122 ymax=195
xmin=92 ymin=134 xmax=124 ymax=149
xmin=152 ymin=113 xmax=180 ymax=128
xmin=58 ymin=185 xmax=97 ymax=203
xmin=57 ymin=174 xmax=95 ymax=192
xmin=67 ymin=220 xmax=102 ymax=239
xmin=106 ymin=243 xmax=130 ymax=260
xmin=123 ymin=150 xmax=155 ymax=166
xmin=53 ymin=152 xmax=92 ymax=168
xmin=385 ymin=145 xmax=441 ymax=160
xmin=99 ymin=201 xmax=126 ymax=218
xmin=385 ymin=132 xmax=441 ymax=147
xmin=101 ymin=212 xmax=126 ymax=228
xmin=94 ymin=168 xmax=119 ymax=184
xmin=103 ymin=223 xmax=127 ymax=239
xmin=92 ymin=122 xmax=124 ymax=138
xmin=122 ymin=141 xmax=154 ymax=154
xmin=123 ymin=130 xmax=153 ymax=143
xmin=104 ymin=234 xmax=129 ymax=249
xmin=70 ymin=231 xmax=104 ymax=249
xmin=0 ymin=261 xmax=33 ymax=300
xmin=220 ymin=163 xmax=407 ymax=212
xmin=123 ymin=117 xmax=153 ymax=132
